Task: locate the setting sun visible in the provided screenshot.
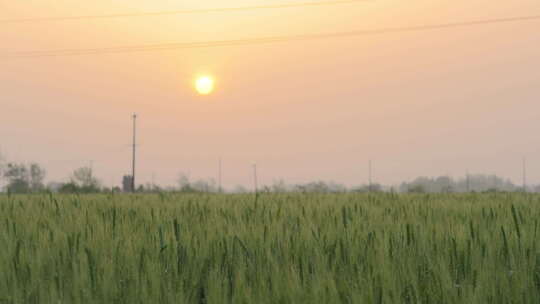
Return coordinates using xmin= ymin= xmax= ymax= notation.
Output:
xmin=195 ymin=76 xmax=215 ymax=95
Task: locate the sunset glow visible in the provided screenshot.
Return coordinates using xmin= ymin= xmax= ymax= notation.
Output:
xmin=3 ymin=1 xmax=540 ymax=301
xmin=195 ymin=76 xmax=215 ymax=95
xmin=2 ymin=0 xmax=539 ymax=188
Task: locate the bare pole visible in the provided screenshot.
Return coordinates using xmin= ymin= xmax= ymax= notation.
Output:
xmin=466 ymin=170 xmax=470 ymax=192
xmin=218 ymin=158 xmax=222 ymax=193
xmin=89 ymin=160 xmax=94 ymax=183
xmin=368 ymin=160 xmax=372 ymax=192
xmin=253 ymin=163 xmax=258 ymax=194
xmin=131 ymin=113 xmax=137 ymax=192
xmin=523 ymin=157 xmax=527 ymax=192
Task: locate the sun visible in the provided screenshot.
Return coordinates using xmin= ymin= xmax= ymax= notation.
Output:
xmin=195 ymin=76 xmax=215 ymax=95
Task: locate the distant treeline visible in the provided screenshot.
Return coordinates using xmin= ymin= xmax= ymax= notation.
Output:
xmin=0 ymin=162 xmax=101 ymax=194
xmin=0 ymin=156 xmax=538 ymax=194
xmin=398 ymin=174 xmax=526 ymax=193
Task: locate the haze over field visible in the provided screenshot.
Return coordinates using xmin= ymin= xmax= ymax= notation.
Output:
xmin=1 ymin=0 xmax=539 ymax=188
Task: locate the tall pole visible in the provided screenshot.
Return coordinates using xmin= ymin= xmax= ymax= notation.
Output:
xmin=253 ymin=163 xmax=258 ymax=194
xmin=368 ymin=160 xmax=372 ymax=192
xmin=132 ymin=113 xmax=137 ymax=192
xmin=89 ymin=159 xmax=94 ymax=173
xmin=466 ymin=170 xmax=470 ymax=192
xmin=89 ymin=160 xmax=94 ymax=184
xmin=523 ymin=157 xmax=527 ymax=192
xmin=218 ymin=158 xmax=222 ymax=193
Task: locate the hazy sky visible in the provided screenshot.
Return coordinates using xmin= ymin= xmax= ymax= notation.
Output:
xmin=1 ymin=0 xmax=539 ymax=188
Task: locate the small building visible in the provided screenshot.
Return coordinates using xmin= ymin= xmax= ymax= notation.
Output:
xmin=122 ymin=175 xmax=133 ymax=192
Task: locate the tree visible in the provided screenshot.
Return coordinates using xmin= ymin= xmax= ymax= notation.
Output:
xmin=177 ymin=173 xmax=218 ymax=193
xmin=71 ymin=167 xmax=100 ymax=192
xmin=3 ymin=163 xmax=30 ymax=193
xmin=59 ymin=182 xmax=79 ymax=193
xmin=353 ymin=183 xmax=383 ymax=193
xmin=293 ymin=181 xmax=346 ymax=193
xmin=2 ymin=162 xmax=46 ymax=193
xmin=435 ymin=176 xmax=454 ymax=193
xmin=233 ymin=185 xmax=248 ymax=193
xmin=177 ymin=173 xmax=194 ymax=192
xmin=46 ymin=182 xmax=64 ymax=192
xmin=398 ymin=174 xmax=517 ymax=193
xmin=192 ymin=178 xmax=217 ymax=193
xmin=407 ymin=184 xmax=426 ymax=193
xmin=0 ymin=152 xmax=5 ymax=191
xmin=29 ymin=163 xmax=46 ymax=191
xmin=270 ymin=179 xmax=289 ymax=193
xmin=143 ymin=182 xmax=161 ymax=193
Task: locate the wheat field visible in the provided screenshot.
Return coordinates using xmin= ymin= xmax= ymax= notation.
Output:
xmin=1 ymin=193 xmax=539 ymax=303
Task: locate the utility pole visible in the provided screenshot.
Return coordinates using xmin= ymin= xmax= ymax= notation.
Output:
xmin=368 ymin=160 xmax=372 ymax=192
xmin=523 ymin=157 xmax=527 ymax=192
xmin=89 ymin=160 xmax=94 ymax=184
xmin=218 ymin=158 xmax=222 ymax=193
xmin=466 ymin=170 xmax=470 ymax=192
xmin=131 ymin=113 xmax=137 ymax=192
xmin=253 ymin=163 xmax=258 ymax=194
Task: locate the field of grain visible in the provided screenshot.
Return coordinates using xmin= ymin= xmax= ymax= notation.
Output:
xmin=1 ymin=193 xmax=539 ymax=303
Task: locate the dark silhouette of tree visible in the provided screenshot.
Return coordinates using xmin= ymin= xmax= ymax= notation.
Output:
xmin=69 ymin=167 xmax=101 ymax=193
xmin=3 ymin=162 xmax=46 ymax=193
xmin=29 ymin=163 xmax=46 ymax=192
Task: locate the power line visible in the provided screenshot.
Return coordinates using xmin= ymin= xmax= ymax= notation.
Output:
xmin=4 ymin=15 xmax=540 ymax=58
xmin=0 ymin=0 xmax=371 ymax=23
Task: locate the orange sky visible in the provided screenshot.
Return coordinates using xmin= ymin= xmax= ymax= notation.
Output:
xmin=1 ymin=0 xmax=539 ymax=188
